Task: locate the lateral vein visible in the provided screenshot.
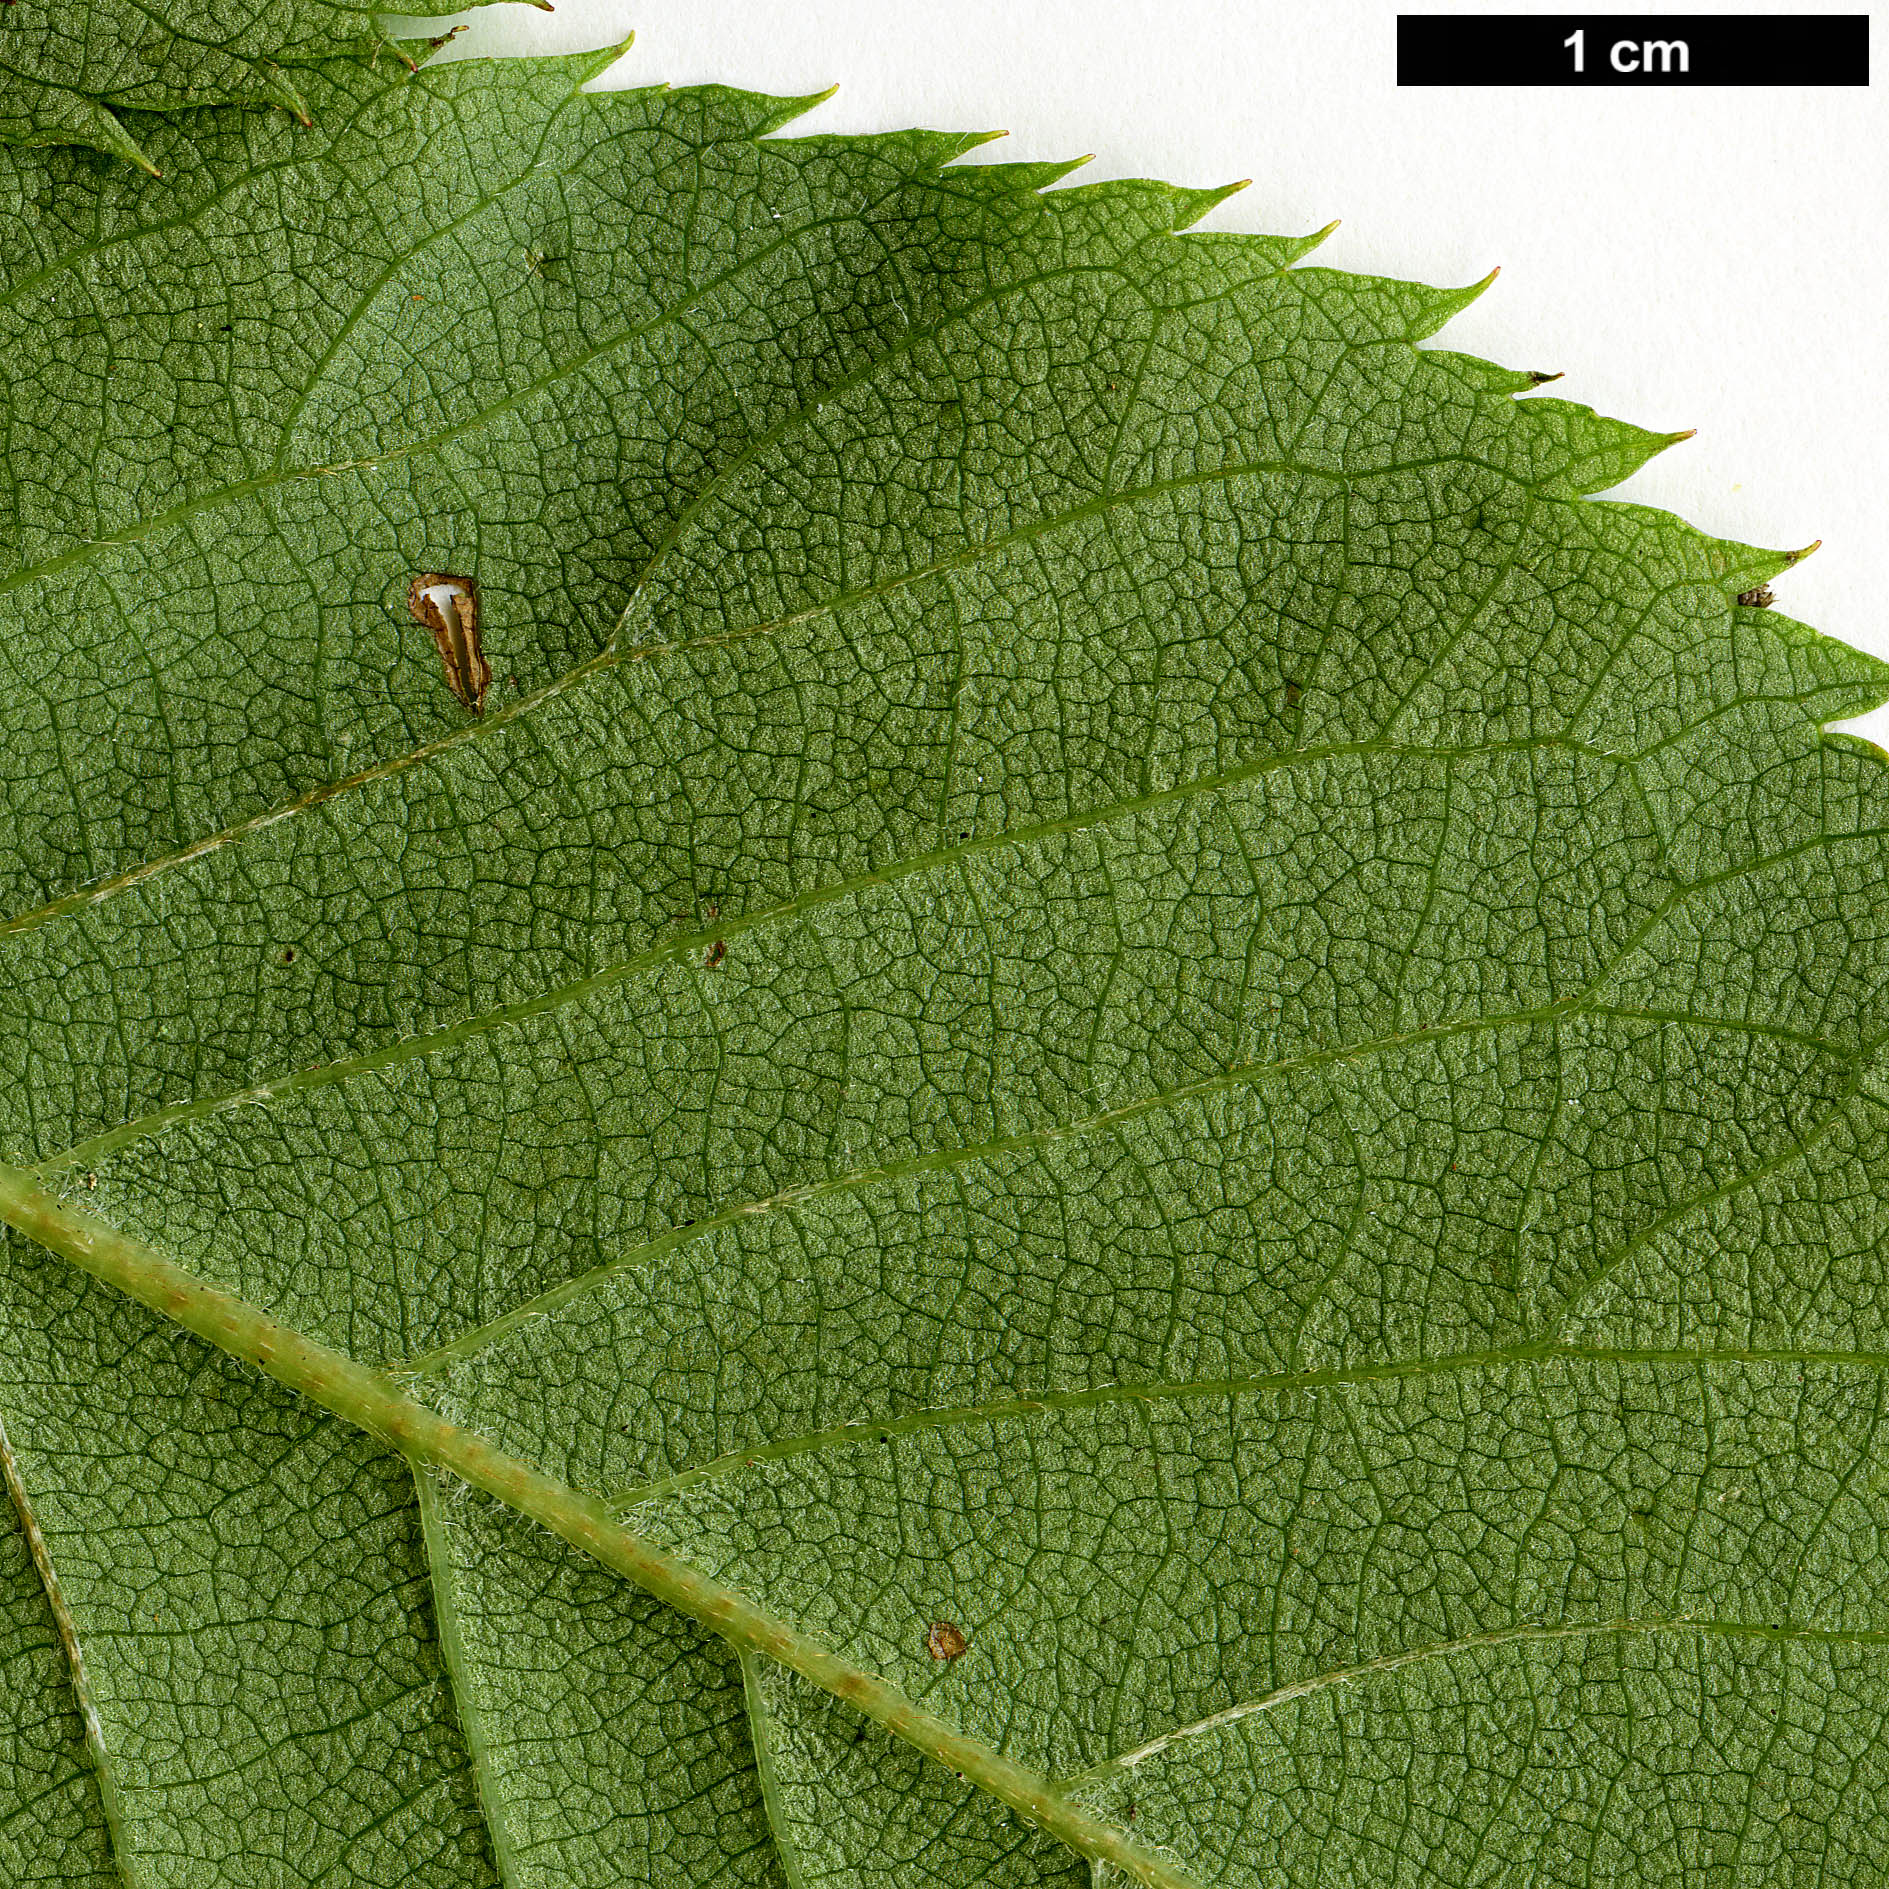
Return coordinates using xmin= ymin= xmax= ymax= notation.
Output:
xmin=1071 ymin=1615 xmax=1889 ymax=1783
xmin=0 ymin=1407 xmax=142 ymax=1889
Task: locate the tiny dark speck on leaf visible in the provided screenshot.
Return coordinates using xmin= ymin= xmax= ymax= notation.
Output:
xmin=704 ymin=940 xmax=727 ymax=970
xmin=1284 ymin=678 xmax=1302 ymax=707
xmin=927 ymin=1621 xmax=969 ymax=1661
xmin=1738 ymin=584 xmax=1776 ymax=609
xmin=281 ymin=947 xmax=296 ymax=963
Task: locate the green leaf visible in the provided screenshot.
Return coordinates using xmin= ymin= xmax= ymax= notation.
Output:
xmin=3 ymin=39 xmax=1887 ymax=1889
xmin=0 ymin=0 xmax=518 ymax=170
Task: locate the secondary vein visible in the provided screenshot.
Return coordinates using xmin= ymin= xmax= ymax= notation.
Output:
xmin=32 ymin=732 xmax=1605 ymax=1174
xmin=1069 ymin=1615 xmax=1889 ymax=1783
xmin=0 ymin=1408 xmax=141 ymax=1889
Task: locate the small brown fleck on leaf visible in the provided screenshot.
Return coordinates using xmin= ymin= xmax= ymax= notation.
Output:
xmin=704 ymin=940 xmax=727 ymax=970
xmin=408 ymin=572 xmax=491 ymax=714
xmin=282 ymin=947 xmax=297 ymax=964
xmin=84 ymin=1174 xmax=96 ymax=1190
xmin=1737 ymin=584 xmax=1776 ymax=610
xmin=1284 ymin=679 xmax=1302 ymax=708
xmin=927 ymin=1621 xmax=969 ymax=1661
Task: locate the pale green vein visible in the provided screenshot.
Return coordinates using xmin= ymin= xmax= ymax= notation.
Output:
xmin=1069 ymin=1615 xmax=1889 ymax=1784
xmin=603 ymin=1344 xmax=1889 ymax=1512
xmin=0 ymin=650 xmax=616 ymax=945
xmin=406 ymin=994 xmax=1861 ymax=1380
xmin=0 ymin=153 xmax=304 ymax=313
xmin=616 ymin=194 xmax=1298 ymax=627
xmin=739 ymin=1654 xmax=813 ymax=1889
xmin=0 ymin=448 xmax=1364 ymax=944
xmin=0 ymin=1411 xmax=140 ymax=1889
xmin=33 ymin=731 xmax=1608 ymax=1173
xmin=1554 ymin=1086 xmax=1861 ymax=1327
xmin=413 ymin=1464 xmax=528 ymax=1889
xmin=0 ymin=153 xmax=1277 ymax=606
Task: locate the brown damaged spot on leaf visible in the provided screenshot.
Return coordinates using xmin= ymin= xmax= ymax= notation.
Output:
xmin=408 ymin=572 xmax=491 ymax=714
xmin=704 ymin=940 xmax=727 ymax=971
xmin=926 ymin=1621 xmax=969 ymax=1661
xmin=1738 ymin=584 xmax=1776 ymax=610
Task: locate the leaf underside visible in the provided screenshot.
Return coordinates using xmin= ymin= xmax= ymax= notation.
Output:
xmin=0 ymin=0 xmax=513 ymax=171
xmin=3 ymin=37 xmax=1889 ymax=1889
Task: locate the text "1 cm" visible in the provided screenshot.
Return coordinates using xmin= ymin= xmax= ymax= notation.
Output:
xmin=1564 ymin=30 xmax=1691 ymax=74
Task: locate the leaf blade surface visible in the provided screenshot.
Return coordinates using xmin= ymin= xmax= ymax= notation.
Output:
xmin=2 ymin=39 xmax=1887 ymax=1889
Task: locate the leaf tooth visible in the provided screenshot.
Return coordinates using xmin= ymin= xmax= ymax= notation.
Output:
xmin=255 ymin=62 xmax=313 ymax=127
xmin=1156 ymin=175 xmax=1248 ymax=231
xmin=964 ymin=152 xmax=1098 ymax=196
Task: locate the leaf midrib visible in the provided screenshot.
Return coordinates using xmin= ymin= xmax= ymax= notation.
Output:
xmin=14 ymin=1160 xmax=1889 ymax=1889
xmin=0 ymin=1163 xmax=1213 ymax=1889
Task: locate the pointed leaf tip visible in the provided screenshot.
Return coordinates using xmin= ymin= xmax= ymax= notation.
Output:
xmin=1788 ymin=538 xmax=1823 ymax=564
xmin=1454 ymin=264 xmax=1501 ymax=308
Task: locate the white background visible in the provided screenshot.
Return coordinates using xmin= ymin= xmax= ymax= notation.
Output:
xmin=393 ymin=0 xmax=1887 ymax=739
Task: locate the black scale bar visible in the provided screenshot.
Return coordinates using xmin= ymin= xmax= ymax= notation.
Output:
xmin=1398 ymin=14 xmax=1869 ymax=85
